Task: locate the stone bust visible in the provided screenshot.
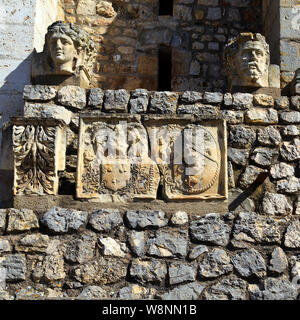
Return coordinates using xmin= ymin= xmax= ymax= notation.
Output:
xmin=224 ymin=33 xmax=270 ymax=90
xmin=32 ymin=21 xmax=96 ymax=86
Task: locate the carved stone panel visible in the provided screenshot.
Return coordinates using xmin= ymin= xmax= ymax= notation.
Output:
xmin=76 ymin=114 xmax=160 ymax=202
xmin=12 ymin=118 xmax=66 ymax=196
xmin=144 ymin=115 xmax=227 ymax=201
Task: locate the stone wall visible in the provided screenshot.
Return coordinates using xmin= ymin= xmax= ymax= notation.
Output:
xmin=62 ymin=0 xmax=263 ymax=92
xmin=1 ymin=85 xmax=299 ymax=300
xmin=0 ymin=206 xmax=300 ymax=300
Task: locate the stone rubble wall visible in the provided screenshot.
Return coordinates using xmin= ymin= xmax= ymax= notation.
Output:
xmin=1 ymin=84 xmax=299 ymax=300
xmin=62 ymin=0 xmax=262 ymax=92
xmin=0 ymin=207 xmax=300 ymax=300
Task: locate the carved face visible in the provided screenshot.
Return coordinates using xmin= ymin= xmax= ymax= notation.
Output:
xmin=101 ymin=161 xmax=130 ymax=191
xmin=48 ymin=32 xmax=77 ymax=74
xmin=236 ymin=41 xmax=268 ymax=86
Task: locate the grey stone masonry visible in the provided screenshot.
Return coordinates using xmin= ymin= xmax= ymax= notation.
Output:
xmin=0 ymin=207 xmax=299 ymax=300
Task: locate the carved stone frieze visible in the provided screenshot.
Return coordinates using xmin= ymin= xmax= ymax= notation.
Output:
xmin=144 ymin=115 xmax=228 ymax=201
xmin=76 ymin=114 xmax=160 ymax=202
xmin=12 ymin=118 xmax=66 ymax=196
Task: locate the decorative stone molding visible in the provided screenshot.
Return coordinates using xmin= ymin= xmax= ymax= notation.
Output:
xmin=12 ymin=118 xmax=66 ymax=196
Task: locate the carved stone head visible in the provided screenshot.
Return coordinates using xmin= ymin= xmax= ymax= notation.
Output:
xmin=43 ymin=21 xmax=96 ymax=75
xmin=224 ymin=33 xmax=270 ymax=90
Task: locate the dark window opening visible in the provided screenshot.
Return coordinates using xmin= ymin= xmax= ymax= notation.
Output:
xmin=158 ymin=46 xmax=172 ymax=91
xmin=159 ymin=0 xmax=173 ymax=16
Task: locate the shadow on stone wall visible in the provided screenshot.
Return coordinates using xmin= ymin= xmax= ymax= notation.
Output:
xmin=0 ymin=54 xmax=33 ymax=206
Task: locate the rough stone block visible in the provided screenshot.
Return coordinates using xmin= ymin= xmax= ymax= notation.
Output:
xmin=257 ymin=126 xmax=281 ymax=146
xmin=125 ymin=210 xmax=168 ymax=230
xmin=276 ymin=176 xmax=300 ymax=194
xmin=284 ymin=220 xmax=300 ymax=248
xmin=24 ymin=102 xmax=73 ymax=125
xmin=245 ymin=108 xmax=278 ymax=124
xmin=204 ymin=276 xmax=248 ymax=300
xmin=232 ymin=93 xmax=253 ymax=110
xmin=180 ymin=91 xmax=203 ymax=103
xmin=161 ymin=283 xmax=205 ymax=300
xmin=168 ymin=262 xmax=196 ymax=285
xmin=103 ymin=89 xmax=130 ymax=112
xmin=249 ymin=276 xmax=298 ymax=300
xmin=231 ymin=248 xmax=266 ymax=278
xmin=232 ymin=212 xmax=286 ymax=247
xmin=88 ymin=209 xmax=123 ymax=232
xmin=188 ymin=245 xmax=208 ymax=260
xmin=73 ymin=257 xmax=127 ymax=285
xmin=57 ymin=86 xmax=87 ymax=110
xmin=40 ymin=207 xmax=88 ymax=234
xmin=129 ymin=259 xmax=167 ymax=285
xmin=6 ymin=208 xmax=39 ymax=233
xmin=253 ymin=94 xmax=274 ymax=107
xmin=282 ymin=125 xmax=299 ymax=136
xmin=98 ymin=237 xmax=127 ymax=258
xmin=221 ymin=110 xmax=244 ymax=124
xmin=0 ymin=210 xmax=7 ymax=233
xmin=270 ymin=162 xmax=295 ymax=180
xmin=88 ymin=88 xmax=104 ymax=109
xmin=147 ymin=230 xmax=188 ymax=258
xmin=280 ymin=111 xmax=300 ymax=124
xmin=251 ymin=147 xmax=278 ymax=167
xmin=0 ymin=239 xmax=11 ymax=254
xmin=261 ymin=192 xmax=293 ymax=216
xmin=114 ymin=285 xmax=156 ymax=300
xmin=63 ymin=233 xmax=96 ymax=264
xmin=203 ymin=92 xmax=223 ymax=104
xmin=32 ymin=254 xmax=66 ymax=282
xmin=15 ymin=234 xmax=49 ymax=253
xmin=275 ymin=96 xmax=290 ymax=109
xmin=198 ymin=248 xmax=233 ymax=279
xmin=128 ymin=231 xmax=145 ymax=257
xmin=239 ymin=165 xmax=267 ymax=189
xmin=280 ymin=139 xmax=300 ymax=161
xmin=129 ymin=89 xmax=149 ymax=114
xmin=0 ymin=254 xmax=27 ymax=281
xmin=23 ymin=85 xmax=57 ymax=101
xmin=268 ymin=247 xmax=288 ymax=274
xmin=229 ymin=125 xmax=256 ymax=148
xmin=228 ymin=147 xmax=249 ymax=166
xmin=149 ymin=92 xmax=178 ymax=114
xmin=170 ymin=211 xmax=189 ymax=226
xmin=77 ymin=286 xmax=107 ymax=299
xmin=189 ymin=213 xmax=231 ymax=246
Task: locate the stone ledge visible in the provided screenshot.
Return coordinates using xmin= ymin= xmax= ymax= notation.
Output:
xmin=13 ymin=195 xmax=228 ymax=216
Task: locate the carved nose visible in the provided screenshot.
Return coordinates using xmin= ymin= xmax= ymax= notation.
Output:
xmin=56 ymin=39 xmax=63 ymax=49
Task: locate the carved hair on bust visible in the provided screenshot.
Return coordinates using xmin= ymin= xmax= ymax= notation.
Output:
xmin=224 ymin=33 xmax=270 ymax=90
xmin=43 ymin=20 xmax=96 ymax=76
